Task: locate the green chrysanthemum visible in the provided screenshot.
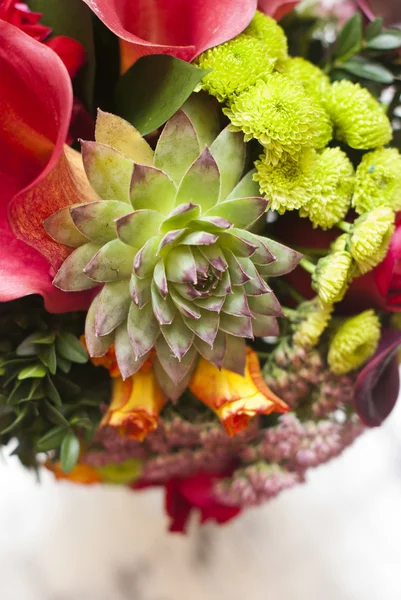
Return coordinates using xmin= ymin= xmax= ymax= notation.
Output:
xmin=224 ymin=75 xmax=333 ymax=165
xmin=45 ymin=105 xmax=300 ymax=397
xmin=293 ymin=298 xmax=333 ymax=348
xmin=324 ymin=80 xmax=392 ymax=149
xmin=300 ymin=147 xmax=354 ymax=229
xmin=196 ymin=34 xmax=275 ymax=102
xmin=312 ymin=250 xmax=353 ymax=304
xmin=328 ymin=310 xmax=381 ymax=374
xmin=352 ymin=148 xmax=401 ymax=214
xmin=281 ymin=57 xmax=330 ymax=99
xmin=349 ymin=206 xmax=395 ymax=274
xmin=254 ymin=148 xmax=318 ymax=213
xmin=244 ymin=11 xmax=288 ymax=64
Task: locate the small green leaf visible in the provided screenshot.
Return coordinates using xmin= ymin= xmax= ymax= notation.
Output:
xmin=18 ymin=364 xmax=47 ymax=380
xmin=56 ymin=355 xmax=72 ymax=374
xmin=69 ymin=416 xmax=94 ymax=429
xmin=37 ymin=426 xmax=68 ymax=452
xmin=365 ymin=17 xmax=383 ymax=41
xmin=37 ymin=344 xmax=57 ymax=375
xmin=335 ymin=13 xmax=363 ymax=60
xmin=60 ymin=432 xmax=80 ymax=474
xmin=56 ymin=332 xmax=88 ymax=364
xmin=7 ymin=381 xmax=30 ymax=405
xmin=339 ymin=59 xmax=394 ymax=83
xmin=43 ymin=400 xmax=69 ymax=427
xmin=366 ymin=32 xmax=401 ymax=51
xmin=0 ymin=405 xmax=28 ymax=435
xmin=115 ymin=55 xmax=210 ymax=135
xmin=46 ymin=376 xmax=62 ymax=407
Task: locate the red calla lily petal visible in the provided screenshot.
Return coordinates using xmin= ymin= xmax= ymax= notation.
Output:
xmin=354 ymin=329 xmax=401 ymax=426
xmin=258 ymin=0 xmax=300 ymax=20
xmin=45 ymin=35 xmax=86 ymax=79
xmin=0 ymin=21 xmax=94 ymax=311
xmin=82 ymin=0 xmax=257 ymax=72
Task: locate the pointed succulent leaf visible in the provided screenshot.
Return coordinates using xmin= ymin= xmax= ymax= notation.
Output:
xmin=242 ymin=262 xmax=271 ymax=295
xmin=81 ymin=141 xmax=133 ymax=203
xmin=226 ymin=169 xmax=260 ymax=201
xmin=157 ymin=229 xmax=187 ymax=255
xmin=169 ymin=288 xmax=201 ymax=319
xmin=223 ymin=287 xmax=252 ymax=317
xmin=160 ymin=203 xmax=201 ymax=233
xmin=194 ymin=331 xmax=226 ymax=369
xmin=43 ymin=206 xmax=87 ymax=248
xmin=221 ymin=232 xmax=257 ymax=258
xmin=173 ymin=282 xmax=205 ymax=301
xmin=230 ymin=229 xmax=276 ymax=265
xmin=127 ymin=301 xmax=159 ymax=358
xmin=130 ymin=164 xmax=176 ymax=214
xmin=84 ymin=239 xmax=135 ymax=282
xmin=161 ymin=315 xmax=194 ymax=360
xmin=194 ymin=296 xmax=225 ymax=312
xmin=191 ymin=216 xmax=232 ymax=232
xmin=222 ymin=335 xmax=246 ymax=376
xmin=116 ymin=209 xmax=164 ymax=248
xmin=130 ymin=274 xmax=152 ymax=308
xmin=165 ymin=246 xmax=197 ymax=283
xmin=85 ymin=295 xmax=114 ymax=357
xmin=53 ymin=243 xmax=102 ymax=291
xmin=95 ymin=110 xmax=154 ymax=164
xmin=115 ymin=322 xmax=149 ymax=379
xmin=183 ymin=310 xmax=219 ymax=346
xmin=95 ymin=280 xmax=132 ymax=336
xmin=182 ymin=93 xmax=220 ymax=148
xmin=153 ymin=260 xmax=168 ymax=298
xmin=155 ymin=336 xmax=197 ymax=386
xmin=225 ymin=249 xmax=252 ymax=285
xmin=219 ymin=313 xmax=254 ymax=339
xmin=153 ymin=356 xmax=195 ymax=401
xmin=70 ymin=201 xmax=133 ymax=244
xmin=175 ymin=146 xmax=220 ymax=212
xmin=214 ymin=270 xmax=232 ymax=296
xmin=248 ymin=292 xmax=283 ymax=317
xmin=192 ymin=248 xmax=210 ymax=277
xmin=151 ymin=282 xmax=176 ymax=325
xmin=252 ymin=314 xmax=279 ymax=337
xmin=207 ymin=197 xmax=268 ymax=229
xmin=261 ymin=238 xmax=302 ymax=276
xmin=134 ymin=236 xmax=160 ymax=278
xmin=179 ymin=231 xmax=218 ymax=246
xmin=200 ymin=245 xmax=228 ymax=272
xmin=210 ymin=128 xmax=245 ymax=202
xmin=154 ymin=110 xmax=200 ymax=185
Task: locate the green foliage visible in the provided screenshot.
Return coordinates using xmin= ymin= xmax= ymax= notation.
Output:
xmin=0 ymin=298 xmax=110 ymax=471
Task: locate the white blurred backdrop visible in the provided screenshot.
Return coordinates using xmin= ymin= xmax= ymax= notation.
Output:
xmin=1 ymin=398 xmax=401 ymax=600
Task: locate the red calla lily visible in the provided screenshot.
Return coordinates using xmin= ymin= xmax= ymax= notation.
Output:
xmin=0 ymin=20 xmax=94 ymax=312
xmin=82 ymin=0 xmax=258 ymax=72
xmin=354 ymin=329 xmax=401 ymax=426
xmin=258 ymin=0 xmax=300 ymax=20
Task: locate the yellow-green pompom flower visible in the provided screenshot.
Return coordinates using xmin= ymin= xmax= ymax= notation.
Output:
xmin=254 ymin=148 xmax=318 ymax=213
xmin=244 ymin=11 xmax=288 ymax=64
xmin=196 ymin=34 xmax=275 ymax=102
xmin=293 ymin=298 xmax=333 ymax=348
xmin=324 ymin=80 xmax=392 ymax=149
xmin=300 ymin=147 xmax=354 ymax=230
xmin=328 ymin=310 xmax=381 ymax=374
xmin=352 ymin=148 xmax=401 ymax=214
xmin=349 ymin=206 xmax=395 ymax=274
xmin=281 ymin=57 xmax=330 ymax=99
xmin=225 ymin=75 xmax=332 ymax=165
xmin=312 ymin=251 xmax=353 ymax=304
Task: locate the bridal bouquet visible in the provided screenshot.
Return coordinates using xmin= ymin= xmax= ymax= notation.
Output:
xmin=1 ymin=0 xmax=401 ymax=531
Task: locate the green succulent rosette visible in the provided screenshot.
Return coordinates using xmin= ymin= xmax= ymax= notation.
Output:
xmin=44 ymin=101 xmax=300 ymax=397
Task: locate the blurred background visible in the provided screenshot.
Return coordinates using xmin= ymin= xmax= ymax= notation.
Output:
xmin=1 ymin=395 xmax=401 ymax=600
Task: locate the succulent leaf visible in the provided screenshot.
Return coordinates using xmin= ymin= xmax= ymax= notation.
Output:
xmin=115 ymin=322 xmax=149 ymax=379
xmin=127 ymin=302 xmax=159 ymax=358
xmin=84 ymin=240 xmax=135 ymax=282
xmin=175 ymin=146 xmax=220 ymax=211
xmin=81 ymin=141 xmax=133 ymax=203
xmin=130 ymin=164 xmax=176 ymax=213
xmin=85 ymin=295 xmax=115 ymax=357
xmin=182 ymin=93 xmax=220 ymax=148
xmin=53 ymin=243 xmax=102 ymax=291
xmin=116 ymin=210 xmax=164 ymax=248
xmin=70 ymin=201 xmax=132 ymax=244
xmin=207 ymin=197 xmax=268 ymax=229
xmin=210 ymin=128 xmax=245 ymax=201
xmin=43 ymin=206 xmax=87 ymax=248
xmin=95 ymin=109 xmax=154 ymax=164
xmin=95 ymin=280 xmax=132 ymax=336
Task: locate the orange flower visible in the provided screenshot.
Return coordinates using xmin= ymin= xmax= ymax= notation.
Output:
xmin=189 ymin=347 xmax=289 ymax=436
xmin=46 ymin=460 xmax=102 ymax=485
xmin=101 ymin=371 xmax=167 ymax=441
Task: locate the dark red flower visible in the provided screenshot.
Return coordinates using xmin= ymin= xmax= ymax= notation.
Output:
xmin=258 ymin=0 xmax=300 ymax=20
xmin=165 ymin=472 xmax=241 ymax=533
xmin=356 ymin=0 xmax=401 ymax=26
xmin=0 ymin=0 xmax=51 ymax=40
xmin=45 ymin=35 xmax=86 ymax=79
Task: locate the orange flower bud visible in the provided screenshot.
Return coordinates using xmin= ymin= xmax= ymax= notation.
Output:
xmin=189 ymin=347 xmax=289 ymax=436
xmin=101 ymin=370 xmax=167 ymax=441
xmin=46 ymin=461 xmax=102 ymax=485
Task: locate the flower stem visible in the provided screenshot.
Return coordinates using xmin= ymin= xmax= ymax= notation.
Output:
xmin=300 ymin=257 xmax=316 ymax=274
xmin=336 ymin=220 xmax=352 ymax=233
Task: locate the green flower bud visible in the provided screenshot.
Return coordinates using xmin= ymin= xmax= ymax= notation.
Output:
xmin=254 ymin=148 xmax=318 ymax=214
xmin=300 ymin=147 xmax=355 ymax=230
xmin=196 ymin=34 xmax=275 ymax=102
xmin=349 ymin=207 xmax=395 ymax=274
xmin=293 ymin=298 xmax=333 ymax=348
xmin=312 ymin=251 xmax=353 ymax=304
xmin=352 ymin=148 xmax=401 ymax=214
xmin=324 ymin=80 xmax=392 ymax=149
xmin=328 ymin=310 xmax=381 ymax=374
xmin=225 ymin=75 xmax=332 ymax=165
xmin=244 ymin=11 xmax=288 ymax=64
